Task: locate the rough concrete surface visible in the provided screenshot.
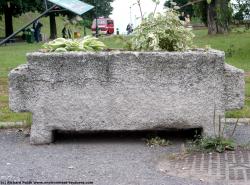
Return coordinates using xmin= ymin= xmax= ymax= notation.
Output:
xmin=0 ymin=129 xmax=221 ymax=185
xmin=8 ymin=50 xmax=245 ymax=144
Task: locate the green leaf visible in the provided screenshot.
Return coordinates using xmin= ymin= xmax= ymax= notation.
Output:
xmin=41 ymin=37 xmax=106 ymax=52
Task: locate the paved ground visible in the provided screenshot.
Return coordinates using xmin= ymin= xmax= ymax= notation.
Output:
xmin=158 ymin=150 xmax=250 ymax=185
xmin=0 ymin=129 xmax=218 ymax=185
xmin=0 ymin=125 xmax=250 ymax=185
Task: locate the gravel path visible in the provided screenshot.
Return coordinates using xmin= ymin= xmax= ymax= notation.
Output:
xmin=0 ymin=129 xmax=214 ymax=185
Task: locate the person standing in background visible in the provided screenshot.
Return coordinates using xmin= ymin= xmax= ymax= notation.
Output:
xmin=33 ymin=20 xmax=43 ymax=42
xmin=126 ymin=23 xmax=133 ymax=35
xmin=185 ymin=14 xmax=191 ymax=26
xmin=179 ymin=12 xmax=185 ymax=21
xmin=62 ymin=23 xmax=72 ymax=39
xmin=184 ymin=14 xmax=192 ymax=30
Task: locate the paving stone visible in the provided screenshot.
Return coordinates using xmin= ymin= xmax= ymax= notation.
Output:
xmin=158 ymin=150 xmax=250 ymax=185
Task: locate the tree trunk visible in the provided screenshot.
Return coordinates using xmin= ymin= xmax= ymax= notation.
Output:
xmin=4 ymin=5 xmax=13 ymax=38
xmin=49 ymin=13 xmax=57 ymax=39
xmin=207 ymin=1 xmax=217 ymax=35
xmin=216 ymin=0 xmax=230 ymax=34
xmin=207 ymin=0 xmax=230 ymax=34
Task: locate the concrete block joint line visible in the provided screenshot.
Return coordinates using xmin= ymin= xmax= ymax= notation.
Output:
xmin=8 ymin=50 xmax=245 ymax=144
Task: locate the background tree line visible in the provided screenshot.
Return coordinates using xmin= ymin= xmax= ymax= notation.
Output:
xmin=1 ymin=0 xmax=249 ymax=38
xmin=165 ymin=0 xmax=250 ymax=34
xmin=0 ymin=0 xmax=114 ymax=39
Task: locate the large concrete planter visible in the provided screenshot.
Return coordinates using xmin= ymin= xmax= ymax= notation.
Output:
xmin=9 ymin=50 xmax=244 ymax=144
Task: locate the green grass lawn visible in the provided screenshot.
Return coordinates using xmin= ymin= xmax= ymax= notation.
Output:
xmin=0 ymin=28 xmax=250 ymax=125
xmin=0 ymin=43 xmax=42 ymax=125
xmin=193 ymin=29 xmax=250 ymax=71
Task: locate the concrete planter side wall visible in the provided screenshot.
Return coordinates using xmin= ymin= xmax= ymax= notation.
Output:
xmin=9 ymin=50 xmax=245 ymax=144
xmin=224 ymin=64 xmax=245 ymax=110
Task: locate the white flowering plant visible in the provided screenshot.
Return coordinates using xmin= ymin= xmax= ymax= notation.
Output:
xmin=130 ymin=8 xmax=195 ymax=51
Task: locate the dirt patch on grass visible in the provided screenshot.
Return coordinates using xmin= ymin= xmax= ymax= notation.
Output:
xmin=0 ymin=77 xmax=8 ymax=96
xmin=245 ymin=72 xmax=250 ymax=77
xmin=0 ymin=96 xmax=8 ymax=108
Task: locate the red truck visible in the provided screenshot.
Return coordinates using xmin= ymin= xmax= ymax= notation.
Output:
xmin=91 ymin=17 xmax=114 ymax=35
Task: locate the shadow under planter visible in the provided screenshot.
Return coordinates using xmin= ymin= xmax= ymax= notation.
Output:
xmin=8 ymin=50 xmax=245 ymax=144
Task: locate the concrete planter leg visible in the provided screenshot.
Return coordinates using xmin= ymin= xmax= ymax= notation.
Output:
xmin=30 ymin=116 xmax=54 ymax=144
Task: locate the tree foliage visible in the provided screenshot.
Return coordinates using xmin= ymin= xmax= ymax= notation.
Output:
xmin=165 ymin=0 xmax=233 ymax=34
xmin=0 ymin=0 xmax=42 ymax=17
xmin=57 ymin=0 xmax=114 ymax=27
xmin=193 ymin=0 xmax=207 ymax=24
xmin=45 ymin=0 xmax=114 ymax=38
xmin=0 ymin=0 xmax=42 ymax=37
xmin=164 ymin=0 xmax=194 ymax=17
xmin=193 ymin=0 xmax=232 ymax=34
xmin=84 ymin=0 xmax=114 ymax=18
xmin=232 ymin=0 xmax=250 ymax=21
xmin=0 ymin=0 xmax=114 ymax=38
xmin=0 ymin=0 xmax=114 ymax=23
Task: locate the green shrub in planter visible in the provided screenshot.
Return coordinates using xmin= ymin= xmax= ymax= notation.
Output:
xmin=131 ymin=9 xmax=194 ymax=51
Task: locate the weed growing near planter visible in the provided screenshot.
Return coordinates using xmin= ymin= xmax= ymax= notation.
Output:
xmin=188 ymin=118 xmax=239 ymax=153
xmin=189 ymin=136 xmax=236 ymax=153
xmin=146 ymin=136 xmax=171 ymax=147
